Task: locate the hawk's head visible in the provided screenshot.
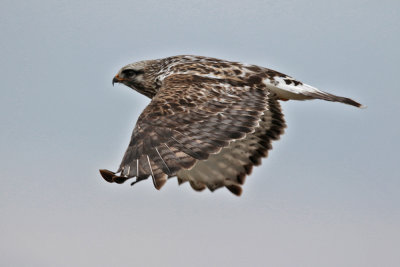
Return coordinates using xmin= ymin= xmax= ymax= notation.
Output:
xmin=112 ymin=60 xmax=158 ymax=98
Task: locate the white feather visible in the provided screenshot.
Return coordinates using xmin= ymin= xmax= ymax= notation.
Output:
xmin=263 ymin=76 xmax=324 ymax=100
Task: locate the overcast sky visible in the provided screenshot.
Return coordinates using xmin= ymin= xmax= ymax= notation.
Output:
xmin=1 ymin=0 xmax=399 ymax=266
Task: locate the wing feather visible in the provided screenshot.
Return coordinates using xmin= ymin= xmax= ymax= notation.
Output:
xmin=100 ymin=74 xmax=270 ymax=192
xmin=176 ymin=95 xmax=286 ymax=195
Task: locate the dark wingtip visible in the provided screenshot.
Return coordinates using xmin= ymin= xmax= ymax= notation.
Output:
xmin=153 ymin=177 xmax=167 ymax=190
xmin=226 ymin=184 xmax=243 ymax=196
xmin=189 ymin=181 xmax=206 ymax=191
xmin=177 ymin=177 xmax=185 ymax=185
xmin=99 ymin=169 xmax=116 ymax=183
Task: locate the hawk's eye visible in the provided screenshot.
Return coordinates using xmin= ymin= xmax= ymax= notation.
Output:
xmin=121 ymin=69 xmax=137 ymax=78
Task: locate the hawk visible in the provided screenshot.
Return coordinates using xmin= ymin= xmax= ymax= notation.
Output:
xmin=100 ymin=55 xmax=364 ymax=196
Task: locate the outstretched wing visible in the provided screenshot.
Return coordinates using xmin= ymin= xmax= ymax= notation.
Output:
xmin=176 ymin=96 xmax=285 ymax=195
xmin=100 ymin=74 xmax=275 ymax=194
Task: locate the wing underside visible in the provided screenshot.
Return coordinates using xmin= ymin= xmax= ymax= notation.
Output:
xmin=176 ymin=97 xmax=285 ymax=195
xmin=100 ymin=74 xmax=285 ymax=195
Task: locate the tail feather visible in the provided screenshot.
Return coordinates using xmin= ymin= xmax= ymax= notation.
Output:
xmin=309 ymin=90 xmax=366 ymax=108
xmin=264 ymin=76 xmax=365 ymax=108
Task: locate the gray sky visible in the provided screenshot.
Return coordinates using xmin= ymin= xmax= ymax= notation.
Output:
xmin=1 ymin=0 xmax=399 ymax=266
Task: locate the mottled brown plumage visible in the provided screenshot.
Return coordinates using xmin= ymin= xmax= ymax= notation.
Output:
xmin=100 ymin=55 xmax=364 ymax=196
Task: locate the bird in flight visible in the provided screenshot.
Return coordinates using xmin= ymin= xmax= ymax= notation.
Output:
xmin=100 ymin=55 xmax=364 ymax=196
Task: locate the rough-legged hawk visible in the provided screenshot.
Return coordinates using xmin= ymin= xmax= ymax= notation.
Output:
xmin=100 ymin=55 xmax=364 ymax=196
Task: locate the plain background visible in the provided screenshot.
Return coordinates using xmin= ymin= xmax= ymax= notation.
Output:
xmin=1 ymin=0 xmax=399 ymax=266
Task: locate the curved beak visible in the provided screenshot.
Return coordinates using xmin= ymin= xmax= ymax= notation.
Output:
xmin=112 ymin=74 xmax=122 ymax=86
